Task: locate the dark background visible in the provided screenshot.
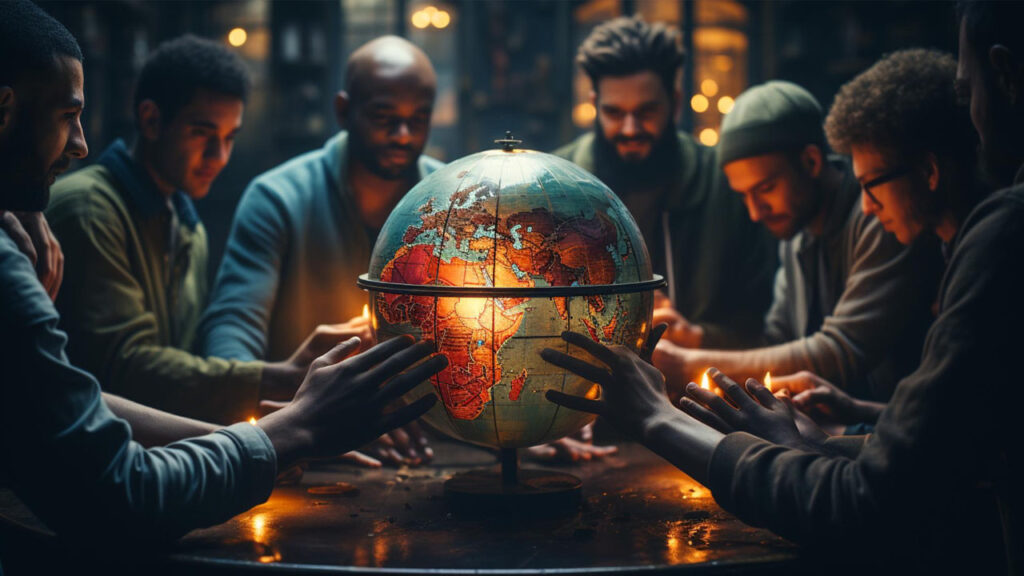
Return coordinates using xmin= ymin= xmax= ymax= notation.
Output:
xmin=38 ymin=0 xmax=959 ymax=276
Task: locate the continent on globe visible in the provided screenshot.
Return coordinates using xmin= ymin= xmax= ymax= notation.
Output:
xmin=376 ymin=180 xmax=628 ymax=421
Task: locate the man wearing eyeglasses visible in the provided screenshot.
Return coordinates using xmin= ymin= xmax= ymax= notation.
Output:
xmin=653 ymin=81 xmax=944 ymax=433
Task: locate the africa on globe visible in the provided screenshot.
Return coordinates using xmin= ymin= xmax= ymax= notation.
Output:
xmin=359 ymin=135 xmax=663 ymax=449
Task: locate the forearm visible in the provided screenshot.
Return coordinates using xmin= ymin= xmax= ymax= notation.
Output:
xmin=102 ymin=392 xmax=218 ymax=447
xmin=850 ymin=398 xmax=885 ymax=424
xmin=640 ymin=410 xmax=724 ymax=486
xmin=107 ymin=345 xmax=263 ymax=424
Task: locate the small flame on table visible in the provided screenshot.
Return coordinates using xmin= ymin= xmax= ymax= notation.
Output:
xmin=248 ymin=417 xmax=257 ymax=425
xmin=700 ymin=370 xmax=711 ymax=390
xmin=764 ymin=371 xmax=772 ymax=392
xmin=362 ymin=304 xmax=370 ymax=320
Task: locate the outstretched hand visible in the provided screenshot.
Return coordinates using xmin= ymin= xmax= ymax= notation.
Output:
xmin=257 ymin=335 xmax=446 ymax=468
xmin=542 ymin=327 xmax=676 ymax=442
xmin=773 ymin=371 xmax=884 ymax=427
xmin=680 ymin=368 xmax=813 ymax=450
xmin=524 ymin=422 xmax=618 ymax=463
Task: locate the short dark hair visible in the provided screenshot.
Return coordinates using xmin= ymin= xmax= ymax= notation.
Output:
xmin=0 ymin=0 xmax=82 ymax=87
xmin=825 ymin=49 xmax=974 ymax=164
xmin=577 ymin=17 xmax=684 ymax=96
xmin=958 ymin=1 xmax=1024 ymax=64
xmin=134 ymin=34 xmax=250 ymax=125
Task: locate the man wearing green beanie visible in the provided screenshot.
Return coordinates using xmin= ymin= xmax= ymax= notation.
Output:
xmin=653 ymin=80 xmax=944 ymax=432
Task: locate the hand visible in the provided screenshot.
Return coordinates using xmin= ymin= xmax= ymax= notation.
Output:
xmin=775 ymin=371 xmax=883 ymax=426
xmin=653 ymin=291 xmax=703 ymax=348
xmin=681 ymin=368 xmax=809 ymax=450
xmin=542 ymin=331 xmax=678 ymax=443
xmin=652 ymin=339 xmax=694 ymax=404
xmin=0 ymin=211 xmax=63 ymax=300
xmin=359 ymin=421 xmax=434 ymax=467
xmin=256 ymin=335 xmax=446 ymax=467
xmin=261 ymin=317 xmax=376 ymax=402
xmin=524 ymin=423 xmax=618 ymax=463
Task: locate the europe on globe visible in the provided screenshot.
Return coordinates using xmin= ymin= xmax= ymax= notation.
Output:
xmin=359 ymin=136 xmax=663 ymax=449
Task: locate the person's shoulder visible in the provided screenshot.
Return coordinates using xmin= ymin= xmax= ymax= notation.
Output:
xmin=47 ymin=164 xmax=126 ymax=229
xmin=551 ymin=132 xmax=593 ymax=161
xmin=247 ymin=134 xmax=342 ymax=200
xmin=0 ymin=229 xmax=59 ymax=326
xmin=418 ymin=153 xmax=445 ymax=176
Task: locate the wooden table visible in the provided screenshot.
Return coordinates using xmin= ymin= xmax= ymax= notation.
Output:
xmin=0 ymin=441 xmax=803 ymax=575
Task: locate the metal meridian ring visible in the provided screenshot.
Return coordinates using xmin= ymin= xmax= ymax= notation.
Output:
xmin=357 ymin=274 xmax=665 ymax=297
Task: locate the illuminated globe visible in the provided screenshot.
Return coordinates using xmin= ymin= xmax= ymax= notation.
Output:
xmin=359 ymin=139 xmax=662 ymax=449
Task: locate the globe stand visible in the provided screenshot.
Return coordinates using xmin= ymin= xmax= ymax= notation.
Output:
xmin=444 ymin=448 xmax=582 ymax=516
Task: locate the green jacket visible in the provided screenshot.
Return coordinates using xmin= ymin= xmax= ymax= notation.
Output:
xmin=554 ymin=131 xmax=778 ymax=348
xmin=46 ymin=140 xmax=262 ymax=424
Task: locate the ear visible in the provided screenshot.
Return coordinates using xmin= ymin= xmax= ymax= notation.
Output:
xmin=922 ymin=151 xmax=941 ymax=192
xmin=0 ymin=86 xmax=15 ymax=135
xmin=334 ymin=90 xmax=350 ymax=129
xmin=989 ymin=45 xmax=1024 ymax=105
xmin=800 ymin=144 xmax=825 ymax=178
xmin=137 ymin=99 xmax=162 ymax=142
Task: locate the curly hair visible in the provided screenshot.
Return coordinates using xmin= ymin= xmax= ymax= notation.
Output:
xmin=825 ymin=49 xmax=973 ymax=162
xmin=577 ymin=17 xmax=684 ymax=95
xmin=134 ymin=34 xmax=250 ymax=126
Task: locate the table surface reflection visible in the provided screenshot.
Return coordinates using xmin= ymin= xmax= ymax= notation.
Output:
xmin=166 ymin=440 xmax=799 ymax=574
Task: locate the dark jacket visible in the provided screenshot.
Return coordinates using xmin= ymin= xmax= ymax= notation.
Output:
xmin=554 ymin=131 xmax=778 ymax=348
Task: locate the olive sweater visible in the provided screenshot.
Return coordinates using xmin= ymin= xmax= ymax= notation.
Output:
xmin=46 ymin=140 xmax=263 ymax=424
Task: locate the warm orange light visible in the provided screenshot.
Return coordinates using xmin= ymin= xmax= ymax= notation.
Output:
xmin=701 ymin=79 xmax=719 ymax=97
xmin=248 ymin=417 xmax=257 ymax=425
xmin=362 ymin=303 xmax=370 ymax=320
xmin=573 ymin=101 xmax=596 ymax=127
xmin=764 ymin=371 xmax=772 ymax=392
xmin=700 ymin=370 xmax=711 ymax=390
xmin=718 ymin=96 xmax=735 ymax=114
xmin=690 ymin=94 xmax=709 ymax=113
xmin=698 ymin=128 xmax=719 ymax=146
xmin=228 ymin=27 xmax=247 ymax=47
xmin=411 ymin=9 xmax=431 ymax=29
xmin=431 ymin=9 xmax=451 ymax=28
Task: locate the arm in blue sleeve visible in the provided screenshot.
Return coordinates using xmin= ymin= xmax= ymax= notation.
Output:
xmin=0 ymin=236 xmax=277 ymax=545
xmin=199 ymin=181 xmax=290 ymax=361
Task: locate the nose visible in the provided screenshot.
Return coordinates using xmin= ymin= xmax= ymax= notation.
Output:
xmin=621 ymin=113 xmax=639 ymax=138
xmin=861 ymin=190 xmax=880 ymax=216
xmin=204 ymin=137 xmax=231 ymax=165
xmin=66 ymin=116 xmax=88 ymax=159
xmin=392 ymin=121 xmax=412 ymax=144
xmin=744 ymin=194 xmax=767 ymax=223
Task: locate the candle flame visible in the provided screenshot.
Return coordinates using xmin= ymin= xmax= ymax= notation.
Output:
xmin=764 ymin=371 xmax=772 ymax=392
xmin=248 ymin=417 xmax=257 ymax=425
xmin=700 ymin=370 xmax=710 ymax=390
xmin=362 ymin=304 xmax=370 ymax=320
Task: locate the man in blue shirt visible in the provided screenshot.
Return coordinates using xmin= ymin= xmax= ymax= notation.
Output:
xmin=0 ymin=0 xmax=443 ymax=560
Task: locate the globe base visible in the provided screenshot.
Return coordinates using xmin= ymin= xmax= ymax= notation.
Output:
xmin=444 ymin=467 xmax=582 ymax=516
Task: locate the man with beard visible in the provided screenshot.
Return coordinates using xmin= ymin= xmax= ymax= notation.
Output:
xmin=555 ymin=17 xmax=777 ymax=349
xmin=0 ymin=0 xmax=443 ymax=564
xmin=199 ymin=36 xmax=442 ymax=465
xmin=545 ymin=3 xmax=1023 ymax=570
xmin=653 ymin=80 xmax=944 ymax=425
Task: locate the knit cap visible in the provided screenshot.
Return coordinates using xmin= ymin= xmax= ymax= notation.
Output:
xmin=717 ymin=80 xmax=825 ymax=167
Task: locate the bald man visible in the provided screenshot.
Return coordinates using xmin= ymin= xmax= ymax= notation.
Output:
xmin=199 ymin=36 xmax=441 ymax=464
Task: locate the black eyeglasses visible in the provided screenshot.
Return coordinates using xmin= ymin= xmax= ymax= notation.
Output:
xmin=861 ymin=165 xmax=913 ymax=207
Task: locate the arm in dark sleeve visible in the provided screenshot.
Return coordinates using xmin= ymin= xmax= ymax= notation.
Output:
xmin=50 ymin=195 xmax=262 ymax=424
xmin=0 ymin=236 xmax=277 ymax=545
xmin=199 ymin=181 xmax=289 ymax=362
xmin=705 ymin=195 xmax=1019 ymax=558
